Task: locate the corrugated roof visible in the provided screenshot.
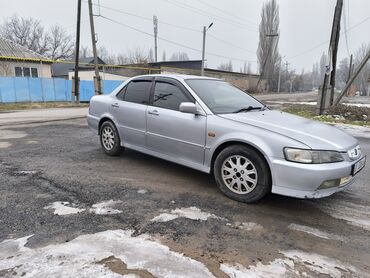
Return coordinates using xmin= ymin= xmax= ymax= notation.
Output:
xmin=0 ymin=36 xmax=46 ymax=60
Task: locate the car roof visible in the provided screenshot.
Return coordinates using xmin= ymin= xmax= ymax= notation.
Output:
xmin=131 ymin=74 xmax=220 ymax=81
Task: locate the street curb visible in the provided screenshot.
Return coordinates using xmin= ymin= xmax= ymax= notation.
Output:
xmin=0 ymin=116 xmax=87 ymax=127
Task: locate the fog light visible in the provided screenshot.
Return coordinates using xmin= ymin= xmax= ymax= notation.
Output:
xmin=319 ymin=176 xmax=353 ymax=189
xmin=339 ymin=176 xmax=353 ymax=186
xmin=319 ymin=179 xmax=341 ymax=189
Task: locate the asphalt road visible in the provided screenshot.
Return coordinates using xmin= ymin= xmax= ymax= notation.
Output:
xmin=0 ymin=115 xmax=369 ymax=277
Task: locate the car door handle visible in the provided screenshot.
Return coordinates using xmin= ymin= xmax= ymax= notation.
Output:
xmin=148 ymin=110 xmax=159 ymax=116
xmin=111 ymin=103 xmax=119 ymax=108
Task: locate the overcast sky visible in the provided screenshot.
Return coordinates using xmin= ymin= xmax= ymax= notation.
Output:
xmin=1 ymin=0 xmax=370 ymax=73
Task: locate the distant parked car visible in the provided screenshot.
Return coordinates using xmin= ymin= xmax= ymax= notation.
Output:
xmin=87 ymin=75 xmax=366 ymax=202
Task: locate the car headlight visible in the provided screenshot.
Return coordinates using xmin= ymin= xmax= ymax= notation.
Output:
xmin=284 ymin=148 xmax=344 ymax=164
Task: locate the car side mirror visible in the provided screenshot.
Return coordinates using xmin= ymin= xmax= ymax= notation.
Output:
xmin=179 ymin=102 xmax=204 ymax=115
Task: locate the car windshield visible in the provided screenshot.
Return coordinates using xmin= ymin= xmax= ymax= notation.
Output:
xmin=185 ymin=79 xmax=264 ymax=114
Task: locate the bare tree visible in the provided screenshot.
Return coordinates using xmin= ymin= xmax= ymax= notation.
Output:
xmin=148 ymin=48 xmax=154 ymax=63
xmin=353 ymin=43 xmax=370 ymax=95
xmin=257 ymin=0 xmax=280 ymax=92
xmin=169 ymin=52 xmax=189 ymax=61
xmin=79 ymin=46 xmax=91 ymax=59
xmin=0 ymin=15 xmax=75 ymax=60
xmin=319 ymin=52 xmax=328 ymax=80
xmin=0 ymin=15 xmax=49 ymax=56
xmin=126 ymin=48 xmax=149 ymax=64
xmin=218 ymin=60 xmax=233 ymax=72
xmin=97 ymin=46 xmax=117 ymax=64
xmin=48 ymin=25 xmax=74 ymax=60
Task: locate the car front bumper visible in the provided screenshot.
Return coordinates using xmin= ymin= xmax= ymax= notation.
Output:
xmin=269 ymin=155 xmax=365 ymax=199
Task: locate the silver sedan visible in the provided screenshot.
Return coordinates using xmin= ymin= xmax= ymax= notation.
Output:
xmin=87 ymin=74 xmax=366 ymax=202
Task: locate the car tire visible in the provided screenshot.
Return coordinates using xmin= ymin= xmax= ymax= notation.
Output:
xmin=99 ymin=121 xmax=124 ymax=156
xmin=214 ymin=145 xmax=271 ymax=203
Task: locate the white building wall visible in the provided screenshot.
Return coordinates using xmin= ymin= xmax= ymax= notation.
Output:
xmin=0 ymin=60 xmax=52 ymax=78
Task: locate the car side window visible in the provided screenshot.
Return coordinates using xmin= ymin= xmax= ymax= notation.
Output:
xmin=116 ymin=86 xmax=126 ymax=100
xmin=153 ymin=82 xmax=191 ymax=111
xmin=123 ymin=80 xmax=152 ymax=104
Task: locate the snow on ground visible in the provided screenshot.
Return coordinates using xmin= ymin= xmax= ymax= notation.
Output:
xmin=312 ymin=199 xmax=370 ymax=231
xmin=137 ymin=189 xmax=147 ymax=194
xmin=281 ymin=250 xmax=360 ymax=278
xmin=44 ymin=200 xmax=123 ymax=216
xmin=0 ymin=230 xmax=215 ymax=278
xmin=335 ymin=123 xmax=370 ymax=139
xmin=89 ymin=200 xmax=123 ymax=215
xmin=14 ymin=170 xmax=38 ymax=175
xmin=0 ymin=142 xmax=11 ymax=148
xmin=221 ymin=250 xmax=361 ymax=278
xmin=288 ymin=224 xmax=343 ymax=241
xmin=151 ymin=207 xmax=223 ymax=222
xmin=221 ymin=259 xmax=296 ymax=278
xmin=43 ymin=202 xmax=85 ymax=215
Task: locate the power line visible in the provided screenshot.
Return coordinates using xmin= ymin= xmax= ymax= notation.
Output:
xmin=90 ymin=2 xmax=201 ymax=33
xmin=99 ymin=15 xmax=257 ymax=63
xmin=161 ymin=0 xmax=258 ymax=33
xmin=208 ymin=34 xmax=255 ymax=54
xmin=289 ymin=14 xmax=370 ymax=60
xmin=89 ymin=1 xmax=257 ymax=57
xmin=196 ymin=0 xmax=259 ymax=28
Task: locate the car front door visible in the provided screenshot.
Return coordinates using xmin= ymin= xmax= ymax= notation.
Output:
xmin=146 ymin=78 xmax=206 ymax=165
xmin=110 ymin=78 xmax=153 ymax=148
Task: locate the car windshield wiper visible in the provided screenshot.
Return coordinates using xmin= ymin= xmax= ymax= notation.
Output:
xmin=233 ymin=106 xmax=263 ymax=113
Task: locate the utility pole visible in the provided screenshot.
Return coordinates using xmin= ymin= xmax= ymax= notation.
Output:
xmin=277 ymin=61 xmax=281 ymax=93
xmin=88 ymin=0 xmax=102 ymax=95
xmin=284 ymin=61 xmax=289 ymax=92
xmin=319 ymin=0 xmax=343 ymax=114
xmin=153 ymin=16 xmax=158 ymax=62
xmin=201 ymin=23 xmax=213 ymax=76
xmin=346 ymin=54 xmax=353 ymax=96
xmin=201 ymin=27 xmax=207 ymax=76
xmin=73 ymin=0 xmax=82 ymax=104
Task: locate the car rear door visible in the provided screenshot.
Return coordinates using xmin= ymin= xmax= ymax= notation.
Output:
xmin=110 ymin=77 xmax=153 ymax=148
xmin=146 ymin=77 xmax=206 ymax=165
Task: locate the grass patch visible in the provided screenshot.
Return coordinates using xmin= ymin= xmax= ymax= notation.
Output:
xmin=0 ymin=102 xmax=88 ymax=112
xmin=281 ymin=104 xmax=369 ymax=127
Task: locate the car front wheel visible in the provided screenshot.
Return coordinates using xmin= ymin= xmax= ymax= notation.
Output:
xmin=99 ymin=121 xmax=124 ymax=156
xmin=214 ymin=145 xmax=271 ymax=203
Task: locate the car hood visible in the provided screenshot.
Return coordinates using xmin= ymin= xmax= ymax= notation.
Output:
xmin=219 ymin=110 xmax=357 ymax=151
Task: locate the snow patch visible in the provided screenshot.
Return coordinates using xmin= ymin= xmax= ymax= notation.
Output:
xmin=313 ymin=199 xmax=370 ymax=231
xmin=288 ymin=224 xmax=342 ymax=241
xmin=14 ymin=170 xmax=38 ymax=175
xmin=281 ymin=250 xmax=359 ymax=278
xmin=0 ymin=130 xmax=27 ymax=140
xmin=335 ymin=123 xmax=370 ymax=139
xmin=0 ymin=142 xmax=11 ymax=148
xmin=0 ymin=230 xmax=215 ymax=278
xmin=89 ymin=200 xmax=123 ymax=215
xmin=221 ymin=259 xmax=295 ymax=278
xmin=137 ymin=189 xmax=147 ymax=194
xmin=43 ymin=202 xmax=85 ymax=215
xmin=151 ymin=207 xmax=222 ymax=222
xmin=221 ymin=250 xmax=361 ymax=278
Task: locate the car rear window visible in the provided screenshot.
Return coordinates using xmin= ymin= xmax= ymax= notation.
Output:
xmin=124 ymin=80 xmax=152 ymax=105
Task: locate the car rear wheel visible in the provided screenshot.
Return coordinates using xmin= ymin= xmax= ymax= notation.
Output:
xmin=99 ymin=121 xmax=124 ymax=156
xmin=214 ymin=145 xmax=271 ymax=203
